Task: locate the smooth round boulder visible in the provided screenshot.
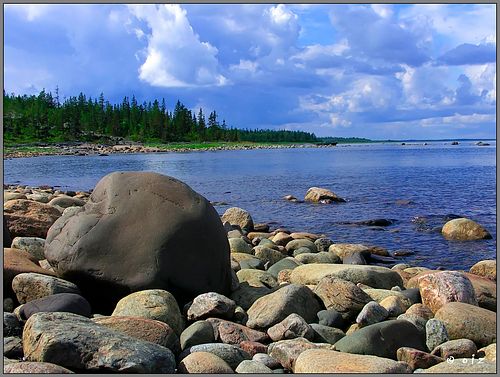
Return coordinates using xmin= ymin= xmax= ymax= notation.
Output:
xmin=12 ymin=273 xmax=80 ymax=304
xmin=112 ymin=289 xmax=184 ymax=335
xmin=294 ymin=349 xmax=411 ymax=373
xmin=235 ymin=359 xmax=273 ymax=373
xmin=229 ymin=238 xmax=253 ymax=254
xmin=470 ymin=260 xmax=496 ymax=281
xmin=420 ymin=358 xmax=496 ymax=373
xmin=434 ymin=302 xmax=496 ymax=347
xmin=441 ymin=218 xmax=492 ymax=240
xmin=180 ymin=320 xmax=216 ymax=350
xmin=333 ymin=320 xmax=427 ymax=359
xmin=186 ymin=292 xmax=236 ymax=321
xmin=18 ymin=293 xmax=91 ymax=320
xmin=48 ymin=195 xmax=85 ymax=208
xmin=183 ymin=343 xmax=251 ymax=369
xmin=44 ymin=172 xmax=232 ymax=312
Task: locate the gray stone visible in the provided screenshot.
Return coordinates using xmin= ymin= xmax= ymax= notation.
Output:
xmin=112 ymin=289 xmax=184 ymax=335
xmin=236 ymin=269 xmax=278 ymax=288
xmin=19 ymin=293 xmax=91 ymax=320
xmin=267 ymin=257 xmax=301 ymax=278
xmin=267 ymin=313 xmax=314 ymax=341
xmin=397 ymin=313 xmax=428 ymax=333
xmin=48 ymin=195 xmax=85 ymax=208
xmin=356 ymin=301 xmax=389 ymax=326
xmin=187 ymin=292 xmax=236 ymax=321
xmin=252 ymin=353 xmax=281 ymax=369
xmin=12 ymin=272 xmax=80 ymax=304
xmin=425 ymin=318 xmax=449 ymax=351
xmin=222 ymin=207 xmax=254 ymax=232
xmin=295 ymin=252 xmax=340 ymax=264
xmin=23 ymin=312 xmax=176 ymax=373
xmin=430 ymin=339 xmax=477 ymax=359
xmin=3 ymin=336 xmax=23 ymax=359
xmin=310 ymin=324 xmax=345 ymax=344
xmin=10 ymin=237 xmax=46 ymax=261
xmin=4 ymin=313 xmax=22 ymax=337
xmin=285 ymin=239 xmax=317 ymax=253
xmin=236 ymin=359 xmax=274 ymax=373
xmin=253 ymin=246 xmax=285 ymax=266
xmin=314 ymin=238 xmax=333 ymax=252
xmin=421 ymin=359 xmax=496 ymax=373
xmin=246 ymin=284 xmax=321 ymax=330
xmin=44 ymin=172 xmax=232 ymax=312
xmin=180 ymin=320 xmax=216 ymax=350
xmin=317 ymin=309 xmax=345 ymax=328
xmin=229 ymin=238 xmax=253 ymax=254
xmin=334 ymin=320 xmax=427 ymax=359
xmin=185 ymin=343 xmax=251 ymax=369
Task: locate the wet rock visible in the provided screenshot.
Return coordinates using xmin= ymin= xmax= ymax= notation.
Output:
xmin=356 ymin=301 xmax=389 ymax=326
xmin=19 ymin=293 xmax=91 ymax=320
xmin=12 ymin=273 xmax=80 ymax=304
xmin=470 ymin=260 xmax=496 ymax=281
xmin=184 ymin=343 xmax=251 ymax=369
xmin=304 ymin=187 xmax=345 ymax=203
xmin=313 ymin=276 xmax=372 ymax=320
xmin=430 ymin=339 xmax=477 ymax=359
xmin=425 ymin=318 xmax=449 ymax=351
xmin=310 ymin=324 xmax=345 ymax=344
xmin=222 ymin=207 xmax=254 ymax=232
xmin=267 ymin=313 xmax=314 ymax=341
xmin=112 ymin=289 xmax=184 ymax=335
xmin=4 ymin=362 xmax=74 ymax=373
xmin=253 ymin=223 xmax=269 ymax=232
xmin=268 ymin=337 xmax=333 ymax=370
xmin=206 ymin=318 xmax=269 ymax=345
xmin=417 ymin=271 xmax=477 ymax=313
xmin=235 ymin=360 xmax=274 ymax=373
xmin=441 ymin=218 xmax=492 ymax=240
xmin=10 ymin=237 xmax=46 ymax=261
xmin=354 ymin=219 xmax=395 ymax=227
xmin=290 ymin=263 xmax=403 ymax=289
xmin=434 ymin=302 xmax=496 ymax=347
xmin=334 ymin=320 xmax=426 ymax=359
xmin=4 ymin=199 xmax=61 ymax=238
xmin=92 ymin=316 xmax=180 ymax=352
xmin=44 ymin=172 xmax=232 ymax=312
xmin=246 ymin=284 xmax=321 ymax=329
xmin=396 ymin=347 xmax=444 ymax=370
xmin=23 ymin=312 xmax=176 ymax=373
xmin=294 ymin=349 xmax=411 ymax=373
xmin=180 ymin=320 xmax=216 ymax=350
xmin=187 ymin=292 xmax=236 ymax=321
xmin=178 ymin=351 xmax=233 ymax=373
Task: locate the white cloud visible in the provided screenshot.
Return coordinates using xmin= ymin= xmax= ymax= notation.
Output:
xmin=371 ymin=4 xmax=393 ymax=19
xmin=128 ymin=4 xmax=227 ymax=88
xmin=269 ymin=4 xmax=297 ymax=25
xmin=6 ymin=4 xmax=50 ymax=21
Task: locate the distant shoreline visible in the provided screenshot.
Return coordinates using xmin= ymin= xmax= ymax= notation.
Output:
xmin=3 ymin=139 xmax=495 ymax=159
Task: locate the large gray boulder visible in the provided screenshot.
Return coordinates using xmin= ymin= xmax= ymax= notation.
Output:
xmin=23 ymin=312 xmax=176 ymax=373
xmin=44 ymin=172 xmax=232 ymax=312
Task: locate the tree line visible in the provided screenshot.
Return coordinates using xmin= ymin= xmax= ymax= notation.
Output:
xmin=3 ymin=90 xmax=318 ymax=144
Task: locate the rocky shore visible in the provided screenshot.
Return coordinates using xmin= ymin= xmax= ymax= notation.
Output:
xmin=3 ymin=173 xmax=496 ymax=373
xmin=4 ymin=141 xmax=338 ymax=159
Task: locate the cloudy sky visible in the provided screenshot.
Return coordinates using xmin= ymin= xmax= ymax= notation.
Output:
xmin=4 ymin=4 xmax=496 ymax=139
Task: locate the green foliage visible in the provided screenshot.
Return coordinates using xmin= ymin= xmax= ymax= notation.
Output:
xmin=3 ymin=90 xmax=318 ymax=144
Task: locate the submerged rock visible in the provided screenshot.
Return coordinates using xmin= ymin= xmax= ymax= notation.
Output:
xmin=304 ymin=187 xmax=345 ymax=203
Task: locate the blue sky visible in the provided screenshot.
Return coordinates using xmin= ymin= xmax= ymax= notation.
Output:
xmin=4 ymin=4 xmax=496 ymax=139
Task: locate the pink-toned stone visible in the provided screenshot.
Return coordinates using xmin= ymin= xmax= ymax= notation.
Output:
xmin=396 ymin=347 xmax=444 ymax=370
xmin=206 ymin=318 xmax=269 ymax=345
xmin=239 ymin=341 xmax=268 ymax=357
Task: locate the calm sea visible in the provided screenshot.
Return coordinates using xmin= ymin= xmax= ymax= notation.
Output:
xmin=4 ymin=141 xmax=496 ymax=270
